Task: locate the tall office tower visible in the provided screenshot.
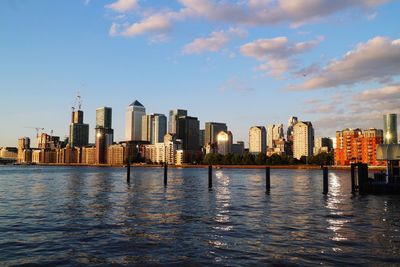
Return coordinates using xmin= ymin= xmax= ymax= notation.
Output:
xmin=177 ymin=116 xmax=200 ymax=151
xmin=383 ymin=114 xmax=398 ymax=144
xmin=168 ymin=109 xmax=188 ymax=134
xmin=142 ymin=113 xmax=167 ymax=144
xmin=293 ymin=121 xmax=314 ymax=160
xmin=267 ymin=124 xmax=284 ymax=148
xmin=249 ymin=126 xmax=266 ymax=154
xmin=69 ymin=107 xmax=89 ymax=148
xmin=205 ymin=122 xmax=228 ymax=146
xmin=217 ymin=131 xmax=233 ymax=155
xmin=125 ymin=100 xmax=146 ymax=141
xmin=199 ymin=129 xmax=205 ymax=148
xmin=95 ymin=107 xmax=114 ymax=164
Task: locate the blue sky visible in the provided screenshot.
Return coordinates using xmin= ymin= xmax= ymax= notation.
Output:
xmin=1 ymin=0 xmax=399 ymax=147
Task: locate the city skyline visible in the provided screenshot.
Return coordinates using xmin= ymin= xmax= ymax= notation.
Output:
xmin=1 ymin=0 xmax=400 ymax=147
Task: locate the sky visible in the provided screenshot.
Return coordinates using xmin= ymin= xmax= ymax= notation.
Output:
xmin=1 ymin=0 xmax=399 ymax=147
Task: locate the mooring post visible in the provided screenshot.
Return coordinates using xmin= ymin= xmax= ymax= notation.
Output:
xmin=323 ymin=166 xmax=328 ymax=194
xmin=265 ymin=166 xmax=270 ymax=193
xmin=358 ymin=163 xmax=368 ymax=194
xmin=127 ymin=159 xmax=131 ymax=183
xmin=208 ymin=165 xmax=212 ymax=189
xmin=164 ymin=163 xmax=168 ymax=186
xmin=351 ymin=163 xmax=356 ymax=193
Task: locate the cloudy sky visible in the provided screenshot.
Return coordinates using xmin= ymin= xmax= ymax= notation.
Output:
xmin=1 ymin=0 xmax=399 ymax=146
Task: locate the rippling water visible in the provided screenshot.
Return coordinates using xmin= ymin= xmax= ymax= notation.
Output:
xmin=0 ymin=166 xmax=399 ymax=266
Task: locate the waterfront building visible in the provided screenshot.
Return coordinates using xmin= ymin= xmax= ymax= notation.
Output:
xmin=0 ymin=147 xmax=18 ymax=160
xmin=217 ymin=131 xmax=233 ymax=155
xmin=125 ymin=100 xmax=146 ymax=141
xmin=249 ymin=126 xmax=266 ymax=154
xmin=335 ymin=128 xmax=384 ymax=166
xmin=164 ymin=134 xmax=182 ymax=165
xmin=177 ymin=116 xmax=200 ymax=151
xmin=69 ymin=109 xmax=89 ymax=148
xmin=267 ymin=138 xmax=288 ymax=156
xmin=31 ymin=149 xmax=57 ymax=164
xmin=142 ymin=113 xmax=167 ymax=144
xmin=293 ymin=121 xmax=314 ymax=160
xmin=95 ymin=107 xmax=114 ymax=164
xmin=107 ymin=144 xmax=125 ymax=166
xmin=205 ymin=122 xmax=227 ymax=146
xmin=168 ymin=109 xmax=187 ymax=134
xmin=383 ymin=114 xmax=398 ymax=144
xmin=313 ymin=137 xmax=333 ymax=155
xmin=17 ymin=137 xmax=31 ymax=163
xmin=267 ymin=124 xmax=284 ymax=149
xmin=82 ymin=146 xmax=96 ymax=165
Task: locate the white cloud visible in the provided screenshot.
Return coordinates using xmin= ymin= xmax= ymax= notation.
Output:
xmin=111 ymin=14 xmax=172 ymax=37
xmin=218 ymin=76 xmax=254 ymax=93
xmin=240 ymin=36 xmax=323 ymax=76
xmin=105 ymin=0 xmax=138 ymax=13
xmin=178 ymin=0 xmax=388 ymax=26
xmin=183 ymin=28 xmax=247 ymax=54
xmin=291 ymin=36 xmax=400 ymax=90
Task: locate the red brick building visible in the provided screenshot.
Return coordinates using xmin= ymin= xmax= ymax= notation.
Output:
xmin=335 ymin=128 xmax=384 ymax=166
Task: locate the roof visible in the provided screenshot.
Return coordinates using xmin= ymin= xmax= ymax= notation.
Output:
xmin=129 ymin=100 xmax=144 ymax=107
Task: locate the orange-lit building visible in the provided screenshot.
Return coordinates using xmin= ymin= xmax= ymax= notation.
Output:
xmin=335 ymin=128 xmax=384 ymax=166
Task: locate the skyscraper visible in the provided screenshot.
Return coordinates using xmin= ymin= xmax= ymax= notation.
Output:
xmin=125 ymin=100 xmax=146 ymax=141
xmin=217 ymin=131 xmax=233 ymax=155
xmin=177 ymin=116 xmax=200 ymax=151
xmin=205 ymin=122 xmax=227 ymax=146
xmin=293 ymin=121 xmax=314 ymax=160
xmin=69 ymin=109 xmax=89 ymax=148
xmin=249 ymin=126 xmax=266 ymax=154
xmin=383 ymin=114 xmax=398 ymax=144
xmin=168 ymin=109 xmax=187 ymax=134
xmin=267 ymin=124 xmax=284 ymax=148
xmin=142 ymin=113 xmax=167 ymax=144
xmin=95 ymin=107 xmax=114 ymax=164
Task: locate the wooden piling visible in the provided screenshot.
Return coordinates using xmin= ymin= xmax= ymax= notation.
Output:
xmin=358 ymin=163 xmax=368 ymax=194
xmin=208 ymin=165 xmax=212 ymax=189
xmin=323 ymin=166 xmax=328 ymax=194
xmin=164 ymin=163 xmax=168 ymax=186
xmin=127 ymin=160 xmax=131 ymax=183
xmin=265 ymin=167 xmax=270 ymax=193
xmin=351 ymin=163 xmax=356 ymax=193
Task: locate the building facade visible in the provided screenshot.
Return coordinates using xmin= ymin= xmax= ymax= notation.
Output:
xmin=249 ymin=126 xmax=266 ymax=154
xmin=95 ymin=107 xmax=114 ymax=164
xmin=125 ymin=100 xmax=146 ymax=141
xmin=335 ymin=128 xmax=384 ymax=166
xmin=293 ymin=121 xmax=314 ymax=160
xmin=383 ymin=114 xmax=398 ymax=144
xmin=267 ymin=124 xmax=284 ymax=149
xmin=142 ymin=113 xmax=167 ymax=144
xmin=69 ymin=110 xmax=89 ymax=148
xmin=314 ymin=137 xmax=333 ymax=155
xmin=217 ymin=131 xmax=233 ymax=155
xmin=168 ymin=109 xmax=187 ymax=134
xmin=204 ymin=122 xmax=227 ymax=146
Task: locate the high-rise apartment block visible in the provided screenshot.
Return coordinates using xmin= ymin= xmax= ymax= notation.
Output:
xmin=313 ymin=137 xmax=333 ymax=155
xmin=335 ymin=128 xmax=384 ymax=166
xmin=267 ymin=124 xmax=284 ymax=148
xmin=249 ymin=126 xmax=266 ymax=154
xmin=125 ymin=100 xmax=146 ymax=141
xmin=293 ymin=121 xmax=314 ymax=159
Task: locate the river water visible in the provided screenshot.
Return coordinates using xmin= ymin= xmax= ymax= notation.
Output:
xmin=0 ymin=166 xmax=399 ymax=266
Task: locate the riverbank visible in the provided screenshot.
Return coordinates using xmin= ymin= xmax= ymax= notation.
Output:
xmin=15 ymin=163 xmax=386 ymax=171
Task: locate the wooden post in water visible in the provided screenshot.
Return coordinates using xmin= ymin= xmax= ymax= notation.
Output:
xmin=351 ymin=163 xmax=356 ymax=193
xmin=358 ymin=163 xmax=368 ymax=194
xmin=265 ymin=167 xmax=270 ymax=193
xmin=164 ymin=163 xmax=168 ymax=187
xmin=208 ymin=165 xmax=212 ymax=189
xmin=323 ymin=166 xmax=328 ymax=194
xmin=127 ymin=159 xmax=131 ymax=183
